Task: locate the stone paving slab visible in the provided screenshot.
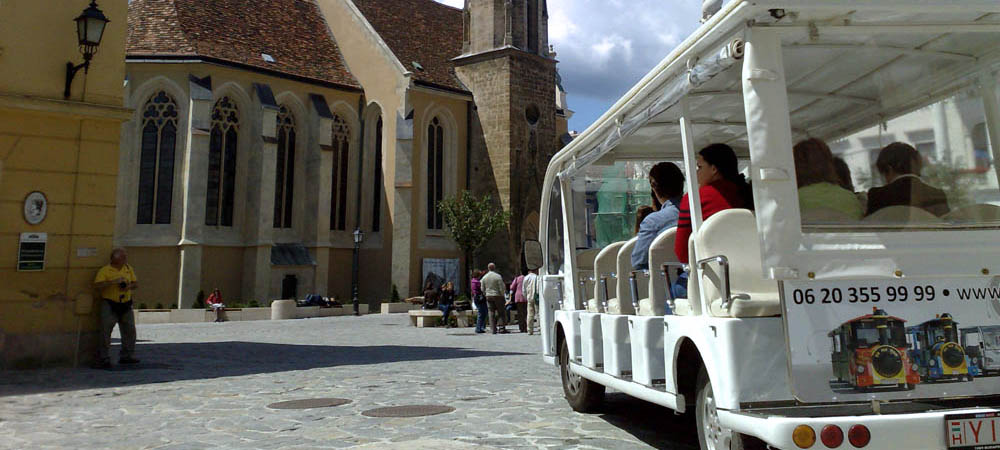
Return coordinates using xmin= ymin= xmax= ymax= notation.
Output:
xmin=0 ymin=314 xmax=699 ymax=449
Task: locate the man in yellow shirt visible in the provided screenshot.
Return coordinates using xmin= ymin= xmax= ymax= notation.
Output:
xmin=92 ymin=248 xmax=139 ymax=369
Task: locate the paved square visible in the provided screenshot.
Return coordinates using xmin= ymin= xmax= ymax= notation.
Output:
xmin=0 ymin=314 xmax=697 ymax=449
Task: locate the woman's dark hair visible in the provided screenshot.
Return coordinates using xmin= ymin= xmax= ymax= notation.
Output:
xmin=832 ymin=157 xmax=854 ymax=192
xmin=635 ymin=205 xmax=655 ymax=234
xmin=792 ymin=138 xmax=841 ymax=188
xmin=699 ymin=143 xmax=752 ymax=207
xmin=648 ymin=162 xmax=684 ymax=200
xmin=876 ymin=142 xmax=922 ymax=177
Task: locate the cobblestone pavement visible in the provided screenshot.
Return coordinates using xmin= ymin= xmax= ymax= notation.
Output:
xmin=0 ymin=313 xmax=699 ymax=449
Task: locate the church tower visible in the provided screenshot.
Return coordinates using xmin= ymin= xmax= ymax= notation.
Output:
xmin=455 ymin=0 xmax=558 ymax=275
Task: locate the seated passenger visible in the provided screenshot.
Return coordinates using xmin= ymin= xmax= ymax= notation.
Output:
xmin=631 ymin=162 xmax=685 ymax=270
xmin=634 ymin=205 xmax=655 ymax=235
xmin=672 ymin=144 xmax=751 ymax=298
xmin=866 ymin=142 xmax=949 ymax=217
xmin=793 ymin=138 xmax=863 ymax=220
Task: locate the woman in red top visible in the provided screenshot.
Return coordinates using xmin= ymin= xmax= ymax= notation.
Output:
xmin=672 ymin=143 xmax=751 ymax=298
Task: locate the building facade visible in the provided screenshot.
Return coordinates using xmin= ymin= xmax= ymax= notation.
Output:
xmin=122 ymin=0 xmax=567 ymax=308
xmin=0 ymin=0 xmax=129 ymax=368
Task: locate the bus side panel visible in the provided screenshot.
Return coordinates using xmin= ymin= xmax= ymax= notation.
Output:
xmin=540 ymin=275 xmax=564 ymax=361
xmin=664 ymin=316 xmax=792 ymax=410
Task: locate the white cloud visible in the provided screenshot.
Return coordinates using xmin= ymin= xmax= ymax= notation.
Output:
xmin=434 ymin=0 xmax=704 ymax=131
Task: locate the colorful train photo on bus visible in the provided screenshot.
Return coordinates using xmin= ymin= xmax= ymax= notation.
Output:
xmin=829 ymin=308 xmax=921 ymax=392
xmin=907 ymin=313 xmax=979 ymax=382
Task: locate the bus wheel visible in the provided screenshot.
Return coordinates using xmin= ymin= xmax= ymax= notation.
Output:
xmin=697 ymin=367 xmax=743 ymax=450
xmin=559 ymin=337 xmax=604 ymax=412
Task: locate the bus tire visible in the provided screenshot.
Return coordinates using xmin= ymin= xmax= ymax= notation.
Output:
xmin=696 ymin=366 xmax=743 ymax=450
xmin=559 ymin=337 xmax=604 ymax=412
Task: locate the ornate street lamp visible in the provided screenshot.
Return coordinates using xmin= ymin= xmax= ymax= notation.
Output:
xmin=65 ymin=1 xmax=110 ymax=99
xmin=352 ymin=227 xmax=365 ymax=315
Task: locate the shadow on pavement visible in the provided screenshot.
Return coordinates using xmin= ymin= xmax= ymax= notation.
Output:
xmin=598 ymin=393 xmax=699 ymax=450
xmin=0 ymin=342 xmax=528 ymax=397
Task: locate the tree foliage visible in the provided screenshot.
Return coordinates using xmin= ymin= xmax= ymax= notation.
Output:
xmin=437 ymin=191 xmax=510 ymax=256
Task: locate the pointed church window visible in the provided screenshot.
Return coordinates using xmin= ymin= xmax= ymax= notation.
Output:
xmin=206 ymin=96 xmax=239 ymax=227
xmin=427 ymin=117 xmax=445 ymax=230
xmin=372 ymin=116 xmax=383 ymax=232
xmin=137 ymin=90 xmax=179 ymax=224
xmin=274 ymin=106 xmax=296 ymax=229
xmin=330 ymin=114 xmax=351 ymax=231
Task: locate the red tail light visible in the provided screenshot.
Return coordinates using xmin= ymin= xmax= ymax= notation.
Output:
xmin=820 ymin=425 xmax=843 ymax=448
xmin=848 ymin=424 xmax=871 ymax=448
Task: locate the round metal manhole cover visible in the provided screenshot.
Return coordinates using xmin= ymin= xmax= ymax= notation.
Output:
xmin=361 ymin=404 xmax=455 ymax=418
xmin=267 ymin=398 xmax=352 ymax=410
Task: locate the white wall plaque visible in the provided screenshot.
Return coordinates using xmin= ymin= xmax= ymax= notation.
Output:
xmin=23 ymin=191 xmax=47 ymax=225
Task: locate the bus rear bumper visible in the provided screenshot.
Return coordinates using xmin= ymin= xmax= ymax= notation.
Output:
xmin=720 ymin=407 xmax=999 ymax=450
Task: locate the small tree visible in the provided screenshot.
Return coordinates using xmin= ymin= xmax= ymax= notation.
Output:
xmin=437 ymin=191 xmax=511 ymax=285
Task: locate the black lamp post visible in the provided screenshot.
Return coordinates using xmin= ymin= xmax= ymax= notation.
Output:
xmin=65 ymin=1 xmax=110 ymax=99
xmin=351 ymin=227 xmax=365 ymax=315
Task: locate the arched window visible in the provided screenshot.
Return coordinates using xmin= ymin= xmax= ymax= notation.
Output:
xmin=371 ymin=116 xmax=383 ymax=232
xmin=137 ymin=91 xmax=179 ymax=224
xmin=527 ymin=0 xmax=539 ymax=53
xmin=330 ymin=114 xmax=351 ymax=231
xmin=273 ymin=106 xmax=296 ymax=229
xmin=206 ymin=96 xmax=239 ymax=227
xmin=426 ymin=116 xmax=445 ymax=230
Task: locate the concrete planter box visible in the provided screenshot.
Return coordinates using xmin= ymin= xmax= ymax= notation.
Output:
xmin=170 ymin=309 xmax=212 ymax=323
xmin=242 ymin=308 xmax=271 ymax=321
xmin=135 ymin=310 xmax=171 ymax=324
xmin=381 ymin=303 xmax=419 ymax=314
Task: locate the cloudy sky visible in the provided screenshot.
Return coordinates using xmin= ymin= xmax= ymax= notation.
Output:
xmin=436 ymin=0 xmax=704 ymax=132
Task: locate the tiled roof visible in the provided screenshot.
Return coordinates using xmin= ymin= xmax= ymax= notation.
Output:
xmin=352 ymin=0 xmax=467 ymax=93
xmin=127 ymin=0 xmax=360 ymax=90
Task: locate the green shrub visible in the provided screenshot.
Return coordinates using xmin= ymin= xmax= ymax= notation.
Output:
xmin=192 ymin=290 xmax=205 ymax=309
xmin=137 ymin=302 xmax=147 ymax=310
xmin=155 ymin=303 xmax=164 ymax=310
xmin=391 ymin=284 xmax=401 ymax=303
xmin=248 ymin=300 xmax=260 ymax=307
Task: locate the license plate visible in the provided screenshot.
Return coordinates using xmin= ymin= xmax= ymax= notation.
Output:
xmin=946 ymin=412 xmax=1000 ymax=449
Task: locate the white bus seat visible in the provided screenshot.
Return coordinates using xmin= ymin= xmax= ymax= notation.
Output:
xmin=592 ymin=241 xmax=625 ymax=312
xmin=695 ymin=209 xmax=780 ymax=318
xmin=609 ymin=237 xmax=642 ymax=315
xmin=944 ymin=204 xmax=1000 ymax=223
xmin=863 ymin=205 xmax=943 ymax=224
xmin=576 ymin=248 xmax=601 ymax=310
xmin=644 ymin=227 xmax=676 ymax=316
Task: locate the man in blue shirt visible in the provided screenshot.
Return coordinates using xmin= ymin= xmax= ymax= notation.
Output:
xmin=631 ymin=162 xmax=685 ymax=270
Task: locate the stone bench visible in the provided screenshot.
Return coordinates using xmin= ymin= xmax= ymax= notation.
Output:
xmin=408 ymin=309 xmax=476 ymax=328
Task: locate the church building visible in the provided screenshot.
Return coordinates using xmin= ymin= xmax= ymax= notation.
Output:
xmin=120 ymin=0 xmax=568 ymax=308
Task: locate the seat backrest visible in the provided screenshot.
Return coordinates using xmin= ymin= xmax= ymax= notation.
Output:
xmin=944 ymin=203 xmax=1000 ymax=223
xmin=647 ymin=227 xmax=677 ymax=309
xmin=863 ymin=205 xmax=943 ymax=224
xmin=615 ymin=237 xmax=641 ymax=315
xmin=575 ymin=248 xmax=600 ymax=271
xmin=694 ymin=209 xmax=776 ymax=309
xmin=593 ymin=241 xmax=625 ymax=303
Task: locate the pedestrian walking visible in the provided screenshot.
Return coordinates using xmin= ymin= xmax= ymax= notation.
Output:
xmin=523 ymin=269 xmax=539 ymax=335
xmin=480 ymin=263 xmax=508 ymax=334
xmin=92 ymin=248 xmax=139 ymax=369
xmin=510 ymin=272 xmax=527 ymax=333
xmin=470 ymin=269 xmax=488 ymax=333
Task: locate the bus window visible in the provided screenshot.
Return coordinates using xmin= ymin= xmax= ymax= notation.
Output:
xmin=570 ymin=160 xmax=686 ymax=252
xmin=797 ymin=74 xmax=1000 ymax=231
xmin=852 ymin=322 xmax=880 ymax=348
xmin=546 ymin=179 xmax=564 ymax=275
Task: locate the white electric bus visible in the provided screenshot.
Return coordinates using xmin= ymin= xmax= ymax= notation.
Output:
xmin=523 ymin=1 xmax=1000 ymax=449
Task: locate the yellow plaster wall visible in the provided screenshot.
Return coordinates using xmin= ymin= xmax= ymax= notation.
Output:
xmin=124 ymin=247 xmax=179 ymax=309
xmin=201 ymin=246 xmax=244 ymax=303
xmin=0 ymin=0 xmax=128 ymax=105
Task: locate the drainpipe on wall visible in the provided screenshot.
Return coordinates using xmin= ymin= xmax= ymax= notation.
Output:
xmin=464 ymin=100 xmax=473 ymax=293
